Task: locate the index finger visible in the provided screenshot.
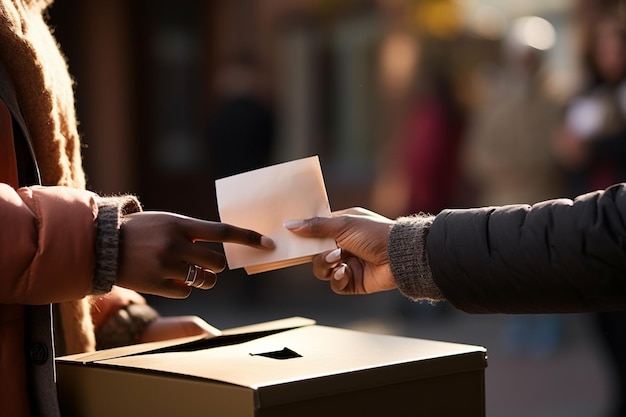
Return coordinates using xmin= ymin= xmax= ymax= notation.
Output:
xmin=185 ymin=220 xmax=275 ymax=249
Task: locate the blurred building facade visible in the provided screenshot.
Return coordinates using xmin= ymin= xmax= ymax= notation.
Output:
xmin=49 ymin=0 xmax=576 ymax=219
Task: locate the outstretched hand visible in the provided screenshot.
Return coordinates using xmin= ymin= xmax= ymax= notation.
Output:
xmin=116 ymin=211 xmax=274 ymax=298
xmin=285 ymin=207 xmax=398 ymax=295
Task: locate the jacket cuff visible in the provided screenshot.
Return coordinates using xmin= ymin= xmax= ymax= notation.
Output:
xmin=388 ymin=214 xmax=444 ymax=302
xmin=93 ymin=196 xmax=142 ymax=294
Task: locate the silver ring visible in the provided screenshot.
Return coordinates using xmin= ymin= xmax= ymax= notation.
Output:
xmin=194 ymin=274 xmax=206 ymax=288
xmin=184 ymin=264 xmax=199 ymax=286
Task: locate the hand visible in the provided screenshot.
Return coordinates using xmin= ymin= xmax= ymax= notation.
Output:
xmin=91 ymin=285 xmax=148 ymax=329
xmin=285 ymin=207 xmax=398 ymax=295
xmin=91 ymin=286 xmax=219 ymax=344
xmin=116 ymin=211 xmax=274 ymax=298
xmin=139 ymin=315 xmax=221 ymax=343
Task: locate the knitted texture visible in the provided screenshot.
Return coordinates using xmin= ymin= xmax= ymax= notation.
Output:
xmin=93 ymin=195 xmax=142 ymax=294
xmin=388 ymin=214 xmax=444 ymax=302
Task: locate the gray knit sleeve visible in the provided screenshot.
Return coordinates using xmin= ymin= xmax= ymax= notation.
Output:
xmin=92 ymin=196 xmax=142 ymax=294
xmin=388 ymin=214 xmax=445 ymax=302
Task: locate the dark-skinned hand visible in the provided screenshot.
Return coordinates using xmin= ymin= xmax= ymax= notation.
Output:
xmin=285 ymin=207 xmax=398 ymax=295
xmin=116 ymin=211 xmax=274 ymax=298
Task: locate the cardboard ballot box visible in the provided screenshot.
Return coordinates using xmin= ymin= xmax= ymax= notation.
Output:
xmin=56 ymin=317 xmax=487 ymax=417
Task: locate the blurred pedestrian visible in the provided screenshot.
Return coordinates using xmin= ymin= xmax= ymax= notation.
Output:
xmin=462 ymin=17 xmax=566 ymax=358
xmin=554 ymin=5 xmax=626 ymax=415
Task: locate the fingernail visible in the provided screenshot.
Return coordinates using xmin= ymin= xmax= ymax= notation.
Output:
xmin=334 ymin=264 xmax=346 ymax=280
xmin=261 ymin=236 xmax=275 ymax=249
xmin=325 ymin=248 xmax=342 ymax=264
xmin=283 ymin=219 xmax=303 ymax=230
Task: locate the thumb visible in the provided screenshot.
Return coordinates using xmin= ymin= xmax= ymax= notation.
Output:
xmin=284 ymin=217 xmax=340 ymax=239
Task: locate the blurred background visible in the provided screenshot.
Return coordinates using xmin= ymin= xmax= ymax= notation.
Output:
xmin=48 ymin=0 xmax=626 ymax=415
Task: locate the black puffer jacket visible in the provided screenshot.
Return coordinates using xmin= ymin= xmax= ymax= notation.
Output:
xmin=389 ymin=184 xmax=626 ymax=313
xmin=427 ymin=184 xmax=626 ymax=314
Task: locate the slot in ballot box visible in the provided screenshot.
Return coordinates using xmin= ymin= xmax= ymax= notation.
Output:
xmin=56 ymin=317 xmax=487 ymax=417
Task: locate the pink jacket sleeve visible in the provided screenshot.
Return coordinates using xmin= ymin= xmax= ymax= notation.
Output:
xmin=0 ymin=183 xmax=99 ymax=304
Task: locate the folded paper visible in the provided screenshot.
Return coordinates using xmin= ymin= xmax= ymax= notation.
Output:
xmin=215 ymin=156 xmax=336 ymax=274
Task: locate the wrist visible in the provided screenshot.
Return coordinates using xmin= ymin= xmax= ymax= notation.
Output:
xmin=93 ymin=195 xmax=142 ymax=294
xmin=388 ymin=214 xmax=444 ymax=302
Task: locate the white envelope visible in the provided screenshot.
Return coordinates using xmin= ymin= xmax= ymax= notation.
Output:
xmin=215 ymin=156 xmax=337 ymax=274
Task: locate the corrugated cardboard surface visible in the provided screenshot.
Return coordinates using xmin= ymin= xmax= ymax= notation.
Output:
xmin=57 ymin=319 xmax=487 ymax=417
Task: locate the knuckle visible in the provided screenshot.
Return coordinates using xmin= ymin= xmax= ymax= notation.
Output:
xmin=209 ymin=222 xmax=233 ymax=240
xmin=204 ymin=252 xmax=226 ymax=272
xmin=307 ymin=217 xmax=326 ymax=235
xmin=162 ymin=237 xmax=183 ymax=258
xmin=162 ymin=239 xmax=176 ymax=253
xmin=212 ymin=222 xmax=234 ymax=239
xmin=213 ymin=259 xmax=226 ymax=273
